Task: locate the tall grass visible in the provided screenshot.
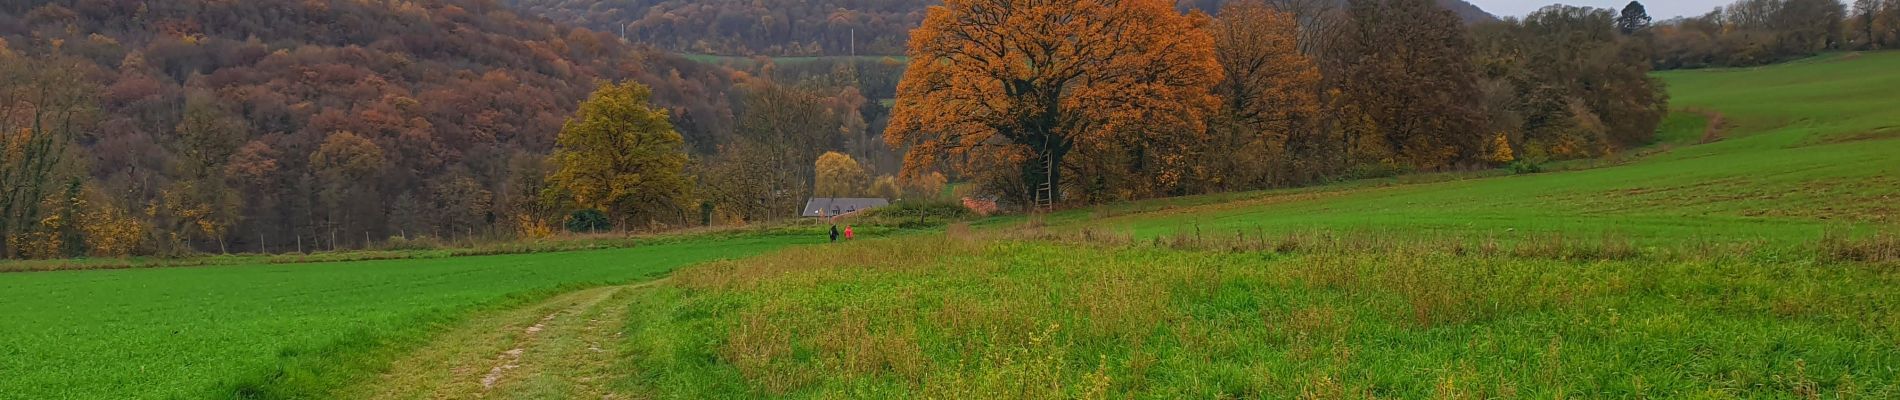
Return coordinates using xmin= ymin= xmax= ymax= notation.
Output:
xmin=614 ymin=231 xmax=1900 ymax=397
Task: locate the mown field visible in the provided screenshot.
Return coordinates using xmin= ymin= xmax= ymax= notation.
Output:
xmin=0 ymin=234 xmax=814 ymax=399
xmin=591 ymin=53 xmax=1899 ymax=398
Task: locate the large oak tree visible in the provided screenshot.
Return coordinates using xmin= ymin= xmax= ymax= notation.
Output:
xmin=887 ymin=0 xmax=1222 ymax=204
xmin=544 ymin=82 xmax=692 ymax=230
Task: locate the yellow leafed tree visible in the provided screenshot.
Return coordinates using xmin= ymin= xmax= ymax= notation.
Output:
xmin=814 ymin=151 xmax=869 ymax=197
xmin=545 ymin=81 xmax=692 ymax=229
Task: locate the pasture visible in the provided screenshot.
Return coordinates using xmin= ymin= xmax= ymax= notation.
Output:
xmin=1042 ymin=52 xmax=1900 ymax=244
xmin=596 ymin=52 xmax=1900 ymax=397
xmin=0 ymin=234 xmax=810 ymax=399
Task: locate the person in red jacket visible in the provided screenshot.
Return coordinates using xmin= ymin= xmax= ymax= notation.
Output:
xmin=843 ymin=225 xmax=855 ymax=240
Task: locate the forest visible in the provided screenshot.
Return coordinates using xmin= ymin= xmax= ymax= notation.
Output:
xmin=0 ymin=0 xmax=1879 ymax=259
xmin=0 ymin=0 xmax=877 ymax=257
xmin=505 ymin=0 xmax=1497 ymax=56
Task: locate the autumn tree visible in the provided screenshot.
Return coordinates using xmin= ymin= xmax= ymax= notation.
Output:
xmin=735 ymin=81 xmax=844 ymax=210
xmin=814 ymin=151 xmax=869 ymax=197
xmin=1471 ymin=5 xmax=1669 ymax=160
xmin=1853 ymin=0 xmax=1900 ymax=49
xmin=1851 ymin=0 xmax=1880 ymax=48
xmin=1200 ymin=1 xmax=1323 ymax=190
xmin=164 ymin=92 xmax=244 ymax=252
xmin=698 ymin=141 xmax=794 ymax=223
xmin=429 ymin=173 xmax=492 ymax=238
xmin=310 ymin=131 xmax=386 ymax=249
xmin=1330 ymin=0 xmax=1490 ymax=170
xmin=0 ymin=54 xmax=95 ymax=258
xmin=544 ymin=82 xmax=692 ymax=230
xmin=888 ymin=0 xmax=1222 ymax=205
xmin=902 ymin=171 xmax=948 ymax=200
xmin=870 ymin=175 xmax=903 ymax=201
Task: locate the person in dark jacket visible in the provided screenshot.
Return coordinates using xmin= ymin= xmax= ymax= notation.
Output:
xmin=829 ymin=224 xmax=840 ymax=242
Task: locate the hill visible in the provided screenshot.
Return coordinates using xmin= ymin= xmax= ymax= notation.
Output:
xmin=0 ymin=0 xmax=746 ymax=255
xmin=579 ymin=52 xmax=1899 ymax=398
xmin=503 ymin=0 xmax=1497 ymax=57
xmin=1072 ymin=51 xmax=1898 ymax=242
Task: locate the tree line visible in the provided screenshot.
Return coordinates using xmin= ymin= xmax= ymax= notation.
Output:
xmin=1648 ymin=0 xmax=1898 ymax=69
xmin=886 ymin=0 xmax=1667 ymax=206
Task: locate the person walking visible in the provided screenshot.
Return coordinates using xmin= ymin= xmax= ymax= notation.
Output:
xmin=844 ymin=225 xmax=855 ymax=240
xmin=829 ymin=224 xmax=840 ymax=243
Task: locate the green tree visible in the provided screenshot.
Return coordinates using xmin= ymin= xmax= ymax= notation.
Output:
xmin=1617 ymin=1 xmax=1653 ymax=34
xmin=545 ymin=82 xmax=692 ymax=230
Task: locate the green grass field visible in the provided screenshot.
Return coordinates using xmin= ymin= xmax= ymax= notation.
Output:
xmin=589 ymin=53 xmax=1900 ymax=398
xmin=0 ymin=234 xmax=814 ymax=399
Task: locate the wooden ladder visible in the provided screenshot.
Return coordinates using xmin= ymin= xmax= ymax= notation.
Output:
xmin=1033 ymin=149 xmax=1055 ymax=212
xmin=1034 ymin=182 xmax=1053 ymax=212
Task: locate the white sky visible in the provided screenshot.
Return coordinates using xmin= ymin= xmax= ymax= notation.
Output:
xmin=1466 ymin=0 xmax=1738 ymax=20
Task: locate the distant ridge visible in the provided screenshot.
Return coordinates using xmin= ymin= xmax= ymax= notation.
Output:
xmin=505 ymin=0 xmax=1497 ymax=57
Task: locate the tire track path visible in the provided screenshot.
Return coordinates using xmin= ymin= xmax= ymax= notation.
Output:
xmin=346 ymin=281 xmax=653 ymax=399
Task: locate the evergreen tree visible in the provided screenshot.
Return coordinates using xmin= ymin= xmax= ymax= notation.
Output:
xmin=1617 ymin=1 xmax=1653 ymax=34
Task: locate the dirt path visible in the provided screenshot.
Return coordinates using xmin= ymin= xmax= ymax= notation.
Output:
xmin=345 ymin=281 xmax=653 ymax=399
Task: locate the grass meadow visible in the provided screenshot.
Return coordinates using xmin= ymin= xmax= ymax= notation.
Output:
xmin=1022 ymin=52 xmax=1900 ymax=244
xmin=618 ymin=234 xmax=1897 ymax=398
xmin=603 ymin=52 xmax=1900 ymax=398
xmin=0 ymin=234 xmax=813 ymax=399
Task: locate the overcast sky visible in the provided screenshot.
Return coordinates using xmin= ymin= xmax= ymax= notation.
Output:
xmin=1467 ymin=0 xmax=1735 ymax=20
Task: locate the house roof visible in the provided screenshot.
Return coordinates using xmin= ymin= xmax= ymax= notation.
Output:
xmin=802 ymin=197 xmax=890 ymax=218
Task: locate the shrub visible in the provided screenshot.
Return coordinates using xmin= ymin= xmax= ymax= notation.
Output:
xmin=1509 ymin=160 xmax=1544 ymax=174
xmin=564 ymin=209 xmax=610 ymax=233
xmin=858 ymin=200 xmax=976 ymax=228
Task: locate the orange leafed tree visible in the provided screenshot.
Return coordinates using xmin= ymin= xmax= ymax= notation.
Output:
xmin=886 ymin=0 xmax=1223 ymax=204
xmin=1212 ymin=1 xmax=1320 ymax=134
xmin=1196 ymin=0 xmax=1324 ymax=190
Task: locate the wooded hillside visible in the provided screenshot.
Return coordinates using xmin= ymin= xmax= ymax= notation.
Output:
xmin=0 ymin=0 xmax=748 ymax=256
xmin=504 ymin=0 xmax=1495 ymax=56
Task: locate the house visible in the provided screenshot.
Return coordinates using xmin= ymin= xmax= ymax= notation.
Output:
xmin=802 ymin=197 xmax=890 ymax=218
